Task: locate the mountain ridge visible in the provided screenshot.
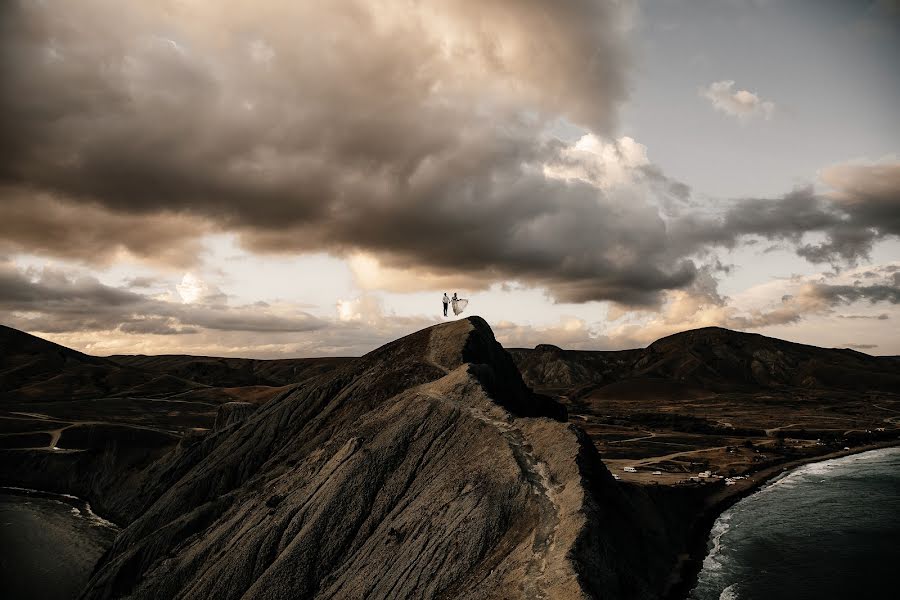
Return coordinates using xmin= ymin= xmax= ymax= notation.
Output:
xmin=73 ymin=317 xmax=671 ymax=599
xmin=2 ymin=320 xmax=898 ymax=598
xmin=510 ymin=325 xmax=900 ymax=395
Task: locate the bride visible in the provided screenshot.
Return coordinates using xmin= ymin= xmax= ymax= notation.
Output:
xmin=451 ymin=292 xmax=468 ymax=316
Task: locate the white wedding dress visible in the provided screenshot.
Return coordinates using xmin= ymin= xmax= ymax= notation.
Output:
xmin=451 ymin=298 xmax=468 ymax=315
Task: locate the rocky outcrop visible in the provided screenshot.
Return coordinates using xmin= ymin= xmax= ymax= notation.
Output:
xmin=213 ymin=402 xmax=257 ymax=432
xmin=509 ymin=345 xmax=640 ymax=391
xmin=77 ymin=317 xmax=668 ymax=600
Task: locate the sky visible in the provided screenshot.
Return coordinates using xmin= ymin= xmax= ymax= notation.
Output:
xmin=1 ymin=0 xmax=898 ymax=357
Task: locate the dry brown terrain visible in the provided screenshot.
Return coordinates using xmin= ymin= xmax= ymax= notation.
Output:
xmin=0 ymin=324 xmax=351 ymax=453
xmin=511 ymin=328 xmax=900 ymax=487
xmin=2 ymin=321 xmax=898 ymax=599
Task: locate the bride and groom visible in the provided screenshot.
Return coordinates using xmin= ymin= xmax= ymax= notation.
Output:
xmin=442 ymin=292 xmax=468 ymax=317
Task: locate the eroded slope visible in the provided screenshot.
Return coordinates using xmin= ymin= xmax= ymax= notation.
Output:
xmin=80 ymin=318 xmax=661 ymax=600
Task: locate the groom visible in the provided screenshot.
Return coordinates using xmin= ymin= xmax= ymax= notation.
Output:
xmin=442 ymin=292 xmax=450 ymax=317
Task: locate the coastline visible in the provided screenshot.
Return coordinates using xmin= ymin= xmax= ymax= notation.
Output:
xmin=663 ymin=438 xmax=900 ymax=600
xmin=4 ymin=440 xmax=899 ymax=600
xmin=0 ymin=485 xmax=121 ymax=530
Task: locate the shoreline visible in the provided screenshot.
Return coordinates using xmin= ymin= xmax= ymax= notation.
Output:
xmin=662 ymin=438 xmax=900 ymax=600
xmin=0 ymin=485 xmax=121 ymax=530
xmin=4 ymin=440 xmax=899 ymax=600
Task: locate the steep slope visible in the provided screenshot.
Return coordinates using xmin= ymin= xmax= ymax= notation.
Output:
xmin=79 ymin=318 xmax=667 ymax=600
xmin=509 ymin=345 xmax=641 ymax=391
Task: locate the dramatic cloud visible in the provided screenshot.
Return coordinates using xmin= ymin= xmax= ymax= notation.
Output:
xmin=4 ymin=253 xmax=898 ymax=357
xmin=700 ymin=80 xmax=775 ymax=121
xmin=0 ymin=259 xmax=449 ymax=357
xmin=668 ymin=162 xmax=900 ymax=268
xmin=544 ymin=135 xmax=651 ymax=189
xmin=3 ymin=0 xmax=717 ymax=306
xmin=1 ymin=0 xmax=898 ymax=353
xmin=0 ymin=190 xmax=208 ymax=268
xmin=493 ymin=317 xmax=610 ymax=350
xmin=0 ymin=262 xmax=324 ymax=336
xmin=820 ymin=161 xmax=900 ymax=233
xmin=606 ymin=263 xmax=900 ymax=346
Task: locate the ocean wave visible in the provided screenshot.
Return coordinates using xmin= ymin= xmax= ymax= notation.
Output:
xmin=703 ymin=511 xmax=733 ymax=572
xmin=0 ymin=485 xmax=118 ymax=529
xmin=758 ymin=449 xmax=900 ymax=498
xmin=719 ymin=582 xmax=740 ymax=600
xmin=798 ymin=461 xmax=840 ymax=477
xmin=81 ymin=503 xmax=118 ymax=529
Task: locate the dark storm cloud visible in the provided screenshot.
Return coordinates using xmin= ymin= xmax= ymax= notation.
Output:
xmin=119 ymin=318 xmax=198 ymax=336
xmin=0 ymin=0 xmax=702 ymax=306
xmin=669 ymin=163 xmax=900 ymax=267
xmin=0 ymin=191 xmax=208 ymax=268
xmin=0 ymin=264 xmax=143 ymax=307
xmin=1 ymin=1 xmax=897 ymax=306
xmin=672 ymin=188 xmax=841 ymax=251
xmin=0 ymin=263 xmax=325 ymax=334
xmin=806 ymin=282 xmax=900 ymax=305
xmin=740 ymin=277 xmax=900 ymax=329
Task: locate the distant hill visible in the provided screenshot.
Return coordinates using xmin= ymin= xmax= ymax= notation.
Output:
xmin=636 ymin=327 xmax=900 ymax=392
xmin=7 ymin=323 xmax=897 ymax=403
xmin=0 ymin=324 xmax=204 ymax=402
xmin=511 ymin=327 xmax=900 ymax=395
xmin=0 ymin=325 xmax=350 ymax=402
xmin=109 ymin=354 xmax=351 ymax=388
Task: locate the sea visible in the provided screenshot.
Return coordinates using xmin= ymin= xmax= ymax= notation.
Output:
xmin=0 ymin=488 xmax=119 ymax=600
xmin=689 ymin=447 xmax=900 ymax=600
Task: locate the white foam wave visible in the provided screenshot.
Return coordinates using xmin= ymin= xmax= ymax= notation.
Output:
xmin=719 ymin=582 xmax=740 ymax=600
xmin=703 ymin=511 xmax=733 ymax=572
xmin=0 ymin=486 xmax=118 ymax=529
xmin=798 ymin=461 xmax=839 ymax=477
xmin=81 ymin=501 xmax=118 ymax=529
xmin=757 ymin=448 xmax=900 ymax=498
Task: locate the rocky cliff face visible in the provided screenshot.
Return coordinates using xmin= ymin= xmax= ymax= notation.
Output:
xmin=213 ymin=402 xmax=257 ymax=432
xmin=509 ymin=345 xmax=641 ymax=391
xmin=78 ymin=317 xmax=668 ymax=600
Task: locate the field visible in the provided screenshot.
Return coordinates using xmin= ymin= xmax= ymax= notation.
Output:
xmin=560 ymin=382 xmax=900 ymax=485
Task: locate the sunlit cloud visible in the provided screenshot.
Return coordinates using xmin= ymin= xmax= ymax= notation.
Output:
xmin=700 ymin=80 xmax=775 ymax=121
